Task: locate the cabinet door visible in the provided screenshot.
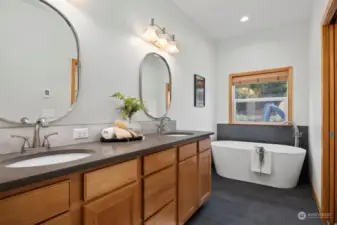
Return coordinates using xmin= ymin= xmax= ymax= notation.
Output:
xmin=0 ymin=181 xmax=70 ymax=225
xmin=84 ymin=183 xmax=140 ymax=225
xmin=144 ymin=166 xmax=176 ymax=219
xmin=178 ymin=156 xmax=198 ymax=225
xmin=198 ymin=150 xmax=211 ymax=206
xmin=144 ymin=201 xmax=176 ymax=225
xmin=41 ymin=212 xmax=71 ymax=225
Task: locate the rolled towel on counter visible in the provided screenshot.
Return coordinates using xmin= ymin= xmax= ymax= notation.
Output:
xmin=115 ymin=120 xmax=129 ymax=129
xmin=101 ymin=127 xmax=115 ymax=139
xmin=114 ymin=127 xmax=137 ymax=139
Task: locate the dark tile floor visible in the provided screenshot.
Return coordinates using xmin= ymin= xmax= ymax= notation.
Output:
xmin=186 ymin=172 xmax=323 ymax=225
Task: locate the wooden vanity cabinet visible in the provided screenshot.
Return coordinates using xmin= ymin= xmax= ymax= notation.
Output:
xmin=84 ymin=183 xmax=140 ymax=225
xmin=179 ymin=142 xmax=197 ymax=161
xmin=41 ymin=212 xmax=72 ymax=225
xmin=142 ymin=148 xmax=177 ymax=225
xmin=178 ymin=138 xmax=212 ymax=225
xmin=144 ymin=201 xmax=176 ymax=225
xmin=83 ymin=159 xmax=138 ymax=202
xmin=198 ymin=149 xmax=211 ymax=206
xmin=83 ymin=159 xmax=140 ymax=225
xmin=143 ymin=166 xmax=176 ymax=219
xmin=0 ymin=180 xmax=70 ymax=225
xmin=198 ymin=138 xmax=211 ymax=153
xmin=178 ymin=155 xmax=198 ymax=225
xmin=143 ymin=148 xmax=176 ymax=176
xmin=198 ymin=138 xmax=212 ymax=206
xmin=0 ymin=136 xmax=212 ymax=225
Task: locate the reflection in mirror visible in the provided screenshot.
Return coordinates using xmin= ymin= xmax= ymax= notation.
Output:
xmin=140 ymin=53 xmax=171 ymax=119
xmin=0 ymin=0 xmax=80 ymax=124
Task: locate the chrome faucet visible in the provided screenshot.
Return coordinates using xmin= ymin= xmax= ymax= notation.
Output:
xmin=10 ymin=135 xmax=31 ymax=153
xmin=32 ymin=118 xmax=48 ymax=148
xmin=283 ymin=121 xmax=302 ymax=147
xmin=42 ymin=132 xmax=59 ymax=149
xmin=156 ymin=116 xmax=171 ymax=134
xmin=11 ymin=118 xmax=51 ymax=153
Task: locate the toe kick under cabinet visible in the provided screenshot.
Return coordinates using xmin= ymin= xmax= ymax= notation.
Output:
xmin=0 ymin=137 xmax=211 ymax=225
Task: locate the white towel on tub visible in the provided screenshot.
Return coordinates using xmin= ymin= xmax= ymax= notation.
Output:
xmin=251 ymin=148 xmax=272 ymax=175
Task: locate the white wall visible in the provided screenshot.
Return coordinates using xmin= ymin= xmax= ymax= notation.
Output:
xmin=308 ymin=0 xmax=329 ymax=206
xmin=43 ymin=0 xmax=215 ymax=131
xmin=0 ymin=0 xmax=216 ymax=152
xmin=215 ymin=21 xmax=310 ymax=126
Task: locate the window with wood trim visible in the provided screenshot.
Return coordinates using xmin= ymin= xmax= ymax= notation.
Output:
xmin=229 ymin=67 xmax=293 ymax=124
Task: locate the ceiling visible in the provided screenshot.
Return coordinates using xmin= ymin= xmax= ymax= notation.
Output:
xmin=172 ymin=0 xmax=314 ymax=39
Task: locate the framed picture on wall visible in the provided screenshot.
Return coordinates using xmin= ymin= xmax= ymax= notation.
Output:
xmin=194 ymin=74 xmax=205 ymax=108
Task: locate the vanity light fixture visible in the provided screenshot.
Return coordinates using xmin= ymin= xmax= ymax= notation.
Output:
xmin=142 ymin=18 xmax=179 ymax=54
xmin=157 ymin=28 xmax=169 ymax=48
xmin=166 ymin=34 xmax=179 ymax=53
xmin=143 ymin=18 xmax=159 ymax=42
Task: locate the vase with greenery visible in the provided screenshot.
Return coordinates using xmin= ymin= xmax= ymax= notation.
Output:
xmin=111 ymin=92 xmax=146 ymax=133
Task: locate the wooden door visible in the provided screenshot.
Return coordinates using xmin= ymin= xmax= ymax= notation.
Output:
xmin=321 ymin=2 xmax=337 ymax=223
xmin=178 ymin=156 xmax=198 ymax=225
xmin=322 ymin=23 xmax=337 ymax=224
xmin=198 ymin=150 xmax=211 ymax=206
xmin=84 ymin=183 xmax=140 ymax=225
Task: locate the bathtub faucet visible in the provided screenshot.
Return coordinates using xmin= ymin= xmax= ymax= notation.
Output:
xmin=282 ymin=121 xmax=302 ymax=147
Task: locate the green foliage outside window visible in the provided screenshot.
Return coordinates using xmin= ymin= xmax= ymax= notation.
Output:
xmin=235 ymin=81 xmax=288 ymax=99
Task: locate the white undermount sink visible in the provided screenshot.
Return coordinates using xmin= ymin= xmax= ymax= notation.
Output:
xmin=165 ymin=134 xmax=190 ymax=137
xmin=164 ymin=132 xmax=194 ymax=137
xmin=4 ymin=149 xmax=93 ymax=168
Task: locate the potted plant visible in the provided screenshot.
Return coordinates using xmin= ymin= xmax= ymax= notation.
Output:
xmin=111 ymin=92 xmax=146 ymax=133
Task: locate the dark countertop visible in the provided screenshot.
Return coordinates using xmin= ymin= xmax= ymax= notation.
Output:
xmin=0 ymin=131 xmax=213 ymax=192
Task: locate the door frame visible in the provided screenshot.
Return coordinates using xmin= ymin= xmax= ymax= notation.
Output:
xmin=322 ymin=0 xmax=337 ymax=223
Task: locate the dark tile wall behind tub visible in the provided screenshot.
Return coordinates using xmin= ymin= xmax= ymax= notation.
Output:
xmin=216 ymin=124 xmax=309 ymax=184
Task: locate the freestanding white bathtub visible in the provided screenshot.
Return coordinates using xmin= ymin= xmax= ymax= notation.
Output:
xmin=212 ymin=141 xmax=306 ymax=189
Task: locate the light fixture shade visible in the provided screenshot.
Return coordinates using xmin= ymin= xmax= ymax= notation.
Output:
xmin=143 ymin=25 xmax=159 ymax=42
xmin=157 ymin=35 xmax=168 ymax=48
xmin=154 ymin=27 xmax=168 ymax=48
xmin=166 ymin=41 xmax=179 ymax=53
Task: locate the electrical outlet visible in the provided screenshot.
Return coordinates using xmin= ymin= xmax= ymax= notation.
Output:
xmin=73 ymin=128 xmax=89 ymax=140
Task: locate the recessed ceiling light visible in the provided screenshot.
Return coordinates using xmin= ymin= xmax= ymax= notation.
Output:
xmin=240 ymin=16 xmax=249 ymax=23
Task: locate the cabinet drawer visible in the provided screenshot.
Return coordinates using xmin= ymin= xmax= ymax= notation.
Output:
xmin=145 ymin=201 xmax=176 ymax=225
xmin=84 ymin=183 xmax=140 ymax=225
xmin=199 ymin=138 xmax=211 ymax=153
xmin=144 ymin=148 xmax=176 ymax=175
xmin=41 ymin=212 xmax=71 ymax=225
xmin=0 ymin=180 xmax=70 ymax=225
xmin=144 ymin=165 xmax=176 ymax=219
xmin=84 ymin=159 xmax=138 ymax=201
xmin=179 ymin=142 xmax=197 ymax=161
